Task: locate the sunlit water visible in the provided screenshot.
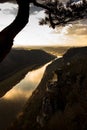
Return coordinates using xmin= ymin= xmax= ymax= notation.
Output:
xmin=0 ymin=63 xmax=50 ymax=130
xmin=3 ymin=65 xmax=47 ymax=100
xmin=0 ymin=55 xmax=62 ymax=130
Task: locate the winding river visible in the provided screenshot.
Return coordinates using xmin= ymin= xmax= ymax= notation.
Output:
xmin=0 ymin=63 xmax=50 ymax=130
xmin=0 ymin=55 xmax=62 ymax=130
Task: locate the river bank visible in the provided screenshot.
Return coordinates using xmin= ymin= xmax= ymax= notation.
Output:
xmin=0 ymin=48 xmax=56 ymax=81
xmin=0 ymin=65 xmax=36 ymax=97
xmin=8 ymin=46 xmax=87 ymax=130
xmin=0 ymin=49 xmax=56 ymax=97
xmin=0 ymin=61 xmax=51 ymax=130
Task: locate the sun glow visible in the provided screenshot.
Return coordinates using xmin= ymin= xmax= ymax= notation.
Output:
xmin=3 ymin=62 xmax=46 ymax=100
xmin=0 ymin=3 xmax=87 ymax=47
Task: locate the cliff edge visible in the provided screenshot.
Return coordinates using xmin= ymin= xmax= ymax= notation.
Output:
xmin=7 ymin=47 xmax=87 ymax=130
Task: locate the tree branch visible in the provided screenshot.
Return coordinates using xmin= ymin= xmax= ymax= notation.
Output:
xmin=35 ymin=0 xmax=87 ymax=28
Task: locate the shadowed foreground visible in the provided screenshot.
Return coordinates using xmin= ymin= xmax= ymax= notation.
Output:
xmin=7 ymin=46 xmax=87 ymax=130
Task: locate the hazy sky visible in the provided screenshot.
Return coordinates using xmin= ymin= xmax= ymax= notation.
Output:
xmin=0 ymin=2 xmax=87 ymax=47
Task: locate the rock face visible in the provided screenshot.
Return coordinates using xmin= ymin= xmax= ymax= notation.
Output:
xmin=7 ymin=47 xmax=87 ymax=130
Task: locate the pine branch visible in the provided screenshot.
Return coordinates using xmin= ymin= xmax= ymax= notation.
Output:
xmin=33 ymin=0 xmax=87 ymax=28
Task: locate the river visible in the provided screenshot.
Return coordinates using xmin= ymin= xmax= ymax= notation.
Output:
xmin=0 ymin=62 xmax=50 ymax=130
xmin=0 ymin=55 xmax=62 ymax=130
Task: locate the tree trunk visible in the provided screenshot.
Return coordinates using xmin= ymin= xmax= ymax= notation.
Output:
xmin=0 ymin=0 xmax=30 ymax=62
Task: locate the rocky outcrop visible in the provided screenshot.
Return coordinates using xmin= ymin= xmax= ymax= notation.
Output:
xmin=7 ymin=47 xmax=87 ymax=130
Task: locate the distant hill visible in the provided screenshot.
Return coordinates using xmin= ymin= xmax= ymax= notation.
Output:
xmin=8 ymin=46 xmax=87 ymax=130
xmin=63 ymin=46 xmax=87 ymax=62
xmin=41 ymin=46 xmax=69 ymax=56
xmin=21 ymin=46 xmax=69 ymax=56
xmin=0 ymin=48 xmax=56 ymax=81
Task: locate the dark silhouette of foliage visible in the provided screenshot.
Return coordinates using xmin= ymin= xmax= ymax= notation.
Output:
xmin=0 ymin=0 xmax=87 ymax=62
xmin=37 ymin=0 xmax=87 ymax=28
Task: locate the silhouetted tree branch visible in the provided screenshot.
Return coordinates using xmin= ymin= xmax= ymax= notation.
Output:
xmin=0 ymin=0 xmax=30 ymax=62
xmin=0 ymin=0 xmax=87 ymax=62
xmin=35 ymin=0 xmax=87 ymax=28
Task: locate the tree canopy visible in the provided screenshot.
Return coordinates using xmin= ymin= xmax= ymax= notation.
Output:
xmin=33 ymin=0 xmax=87 ymax=28
xmin=0 ymin=0 xmax=87 ymax=62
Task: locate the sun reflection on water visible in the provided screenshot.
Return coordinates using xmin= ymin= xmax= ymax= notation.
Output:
xmin=3 ymin=63 xmax=48 ymax=101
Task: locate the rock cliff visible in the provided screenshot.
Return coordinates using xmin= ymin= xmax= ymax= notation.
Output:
xmin=7 ymin=47 xmax=87 ymax=130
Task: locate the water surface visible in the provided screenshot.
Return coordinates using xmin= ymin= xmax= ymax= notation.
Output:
xmin=0 ymin=55 xmax=61 ymax=130
xmin=0 ymin=63 xmax=48 ymax=130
